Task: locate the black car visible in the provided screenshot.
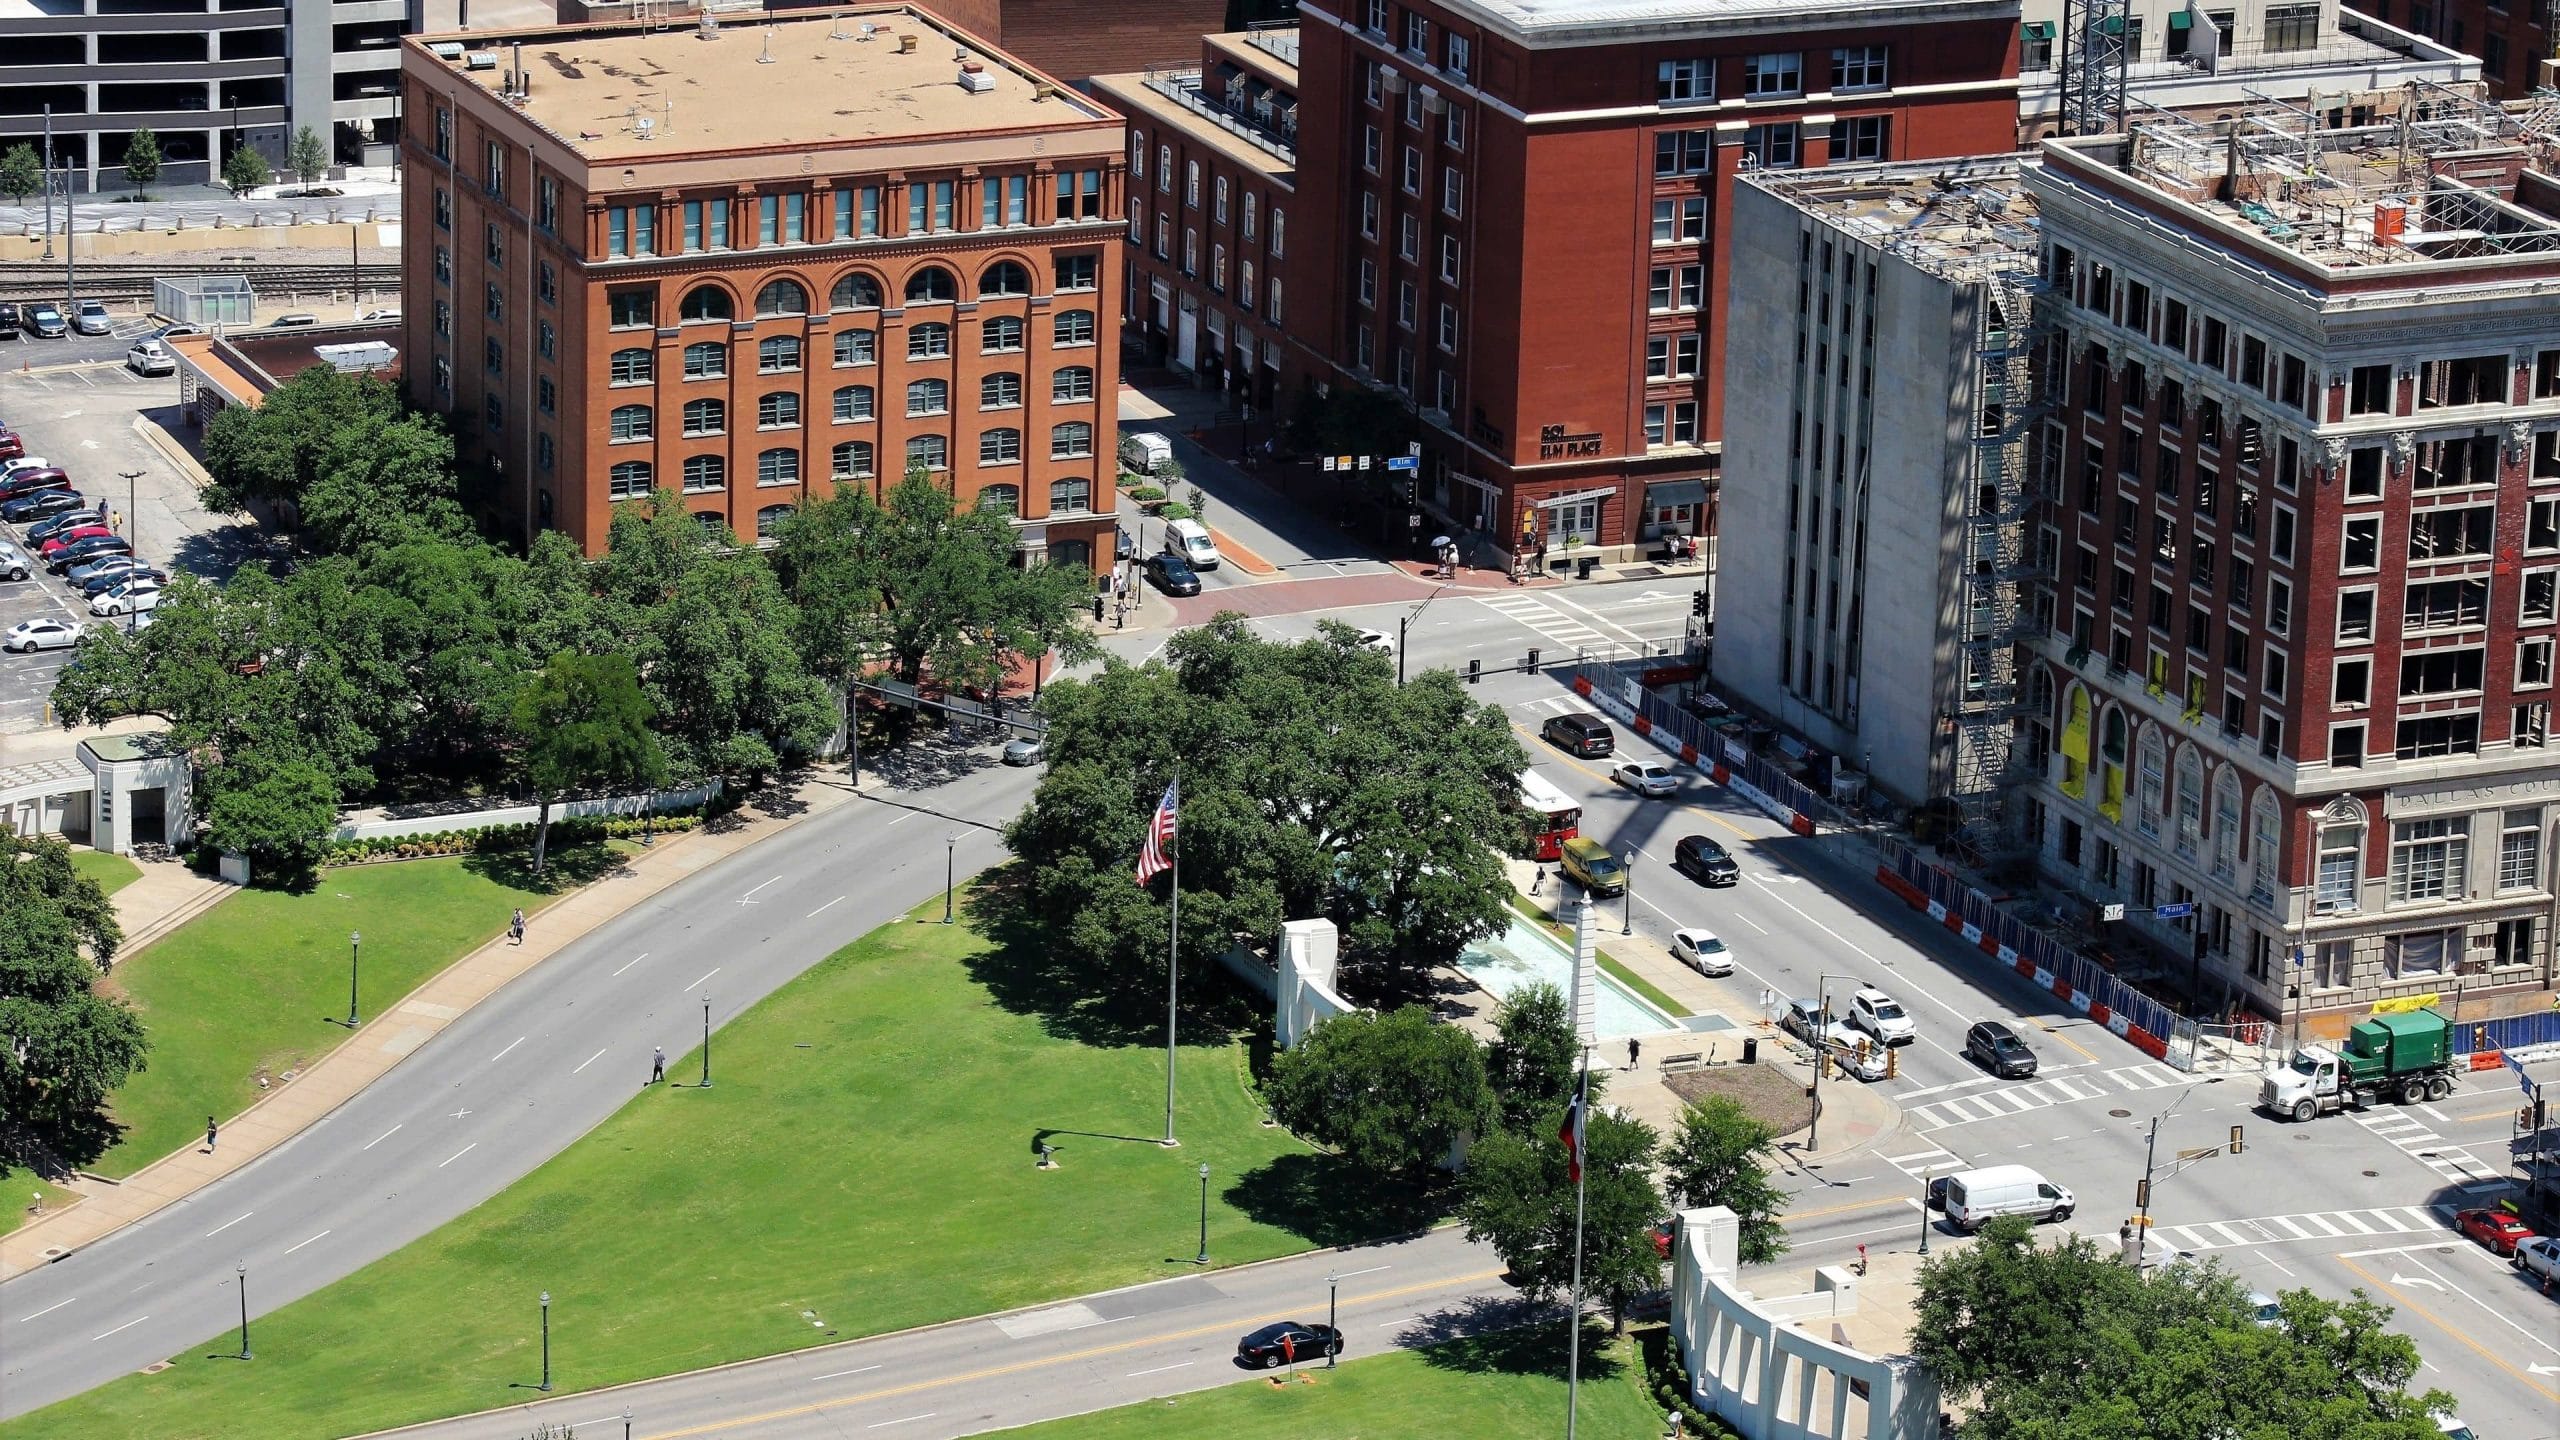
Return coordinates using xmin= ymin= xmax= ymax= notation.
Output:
xmin=75 ymin=562 xmax=165 ymax=596
xmin=1236 ymin=1321 xmax=1341 ymax=1369
xmin=1674 ymin=834 xmax=1740 ymax=886
xmin=1541 ymin=712 xmax=1615 ymax=757
xmin=0 ymin=303 xmax=19 ymax=340
xmin=27 ymin=507 xmax=105 ymax=544
xmin=1963 ymin=1020 xmax=2038 ymax=1079
xmin=5 ymin=489 xmax=86 ymax=525
xmin=45 ymin=534 xmax=130 ymax=572
xmin=1144 ymin=551 xmax=1200 ymax=596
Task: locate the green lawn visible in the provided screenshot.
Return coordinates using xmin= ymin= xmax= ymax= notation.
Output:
xmin=90 ymin=855 xmax=566 ymax=1178
xmin=0 ymin=1173 xmax=76 ymax=1240
xmin=5 ymin=881 xmax=1429 ymax=1440
xmin=1000 ymin=1324 xmax=1665 ymax=1440
xmin=70 ymin=849 xmax=142 ymax=898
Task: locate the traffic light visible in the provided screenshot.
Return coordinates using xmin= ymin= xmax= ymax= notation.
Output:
xmin=1525 ymin=647 xmax=1542 ymax=675
xmin=2228 ymin=1124 xmax=2244 ymax=1155
xmin=1466 ymin=659 xmax=1482 ymax=685
xmin=2134 ymin=1178 xmax=2150 ymax=1209
xmin=1692 ymin=591 xmax=1709 ymax=618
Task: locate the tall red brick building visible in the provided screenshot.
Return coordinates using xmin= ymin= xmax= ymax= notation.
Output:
xmin=2342 ymin=0 xmax=2552 ymax=98
xmin=1281 ymin=0 xmax=2022 ymax=564
xmin=400 ymin=8 xmax=1127 ymax=570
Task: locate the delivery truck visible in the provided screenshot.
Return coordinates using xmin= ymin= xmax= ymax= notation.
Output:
xmin=2259 ymin=1007 xmax=2457 ymax=1121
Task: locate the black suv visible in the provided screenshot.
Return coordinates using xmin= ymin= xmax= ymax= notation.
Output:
xmin=1674 ymin=834 xmax=1739 ymax=886
xmin=1964 ymin=1020 xmax=2038 ymax=1078
xmin=0 ymin=303 xmax=20 ymax=341
xmin=1541 ymin=712 xmax=1614 ymax=757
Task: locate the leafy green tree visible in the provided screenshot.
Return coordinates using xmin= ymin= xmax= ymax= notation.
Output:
xmin=1485 ymin=982 xmax=1597 ymax=1135
xmin=1264 ymin=1005 xmax=1497 ymax=1180
xmin=0 ymin=143 xmax=43 ymax=205
xmin=202 ymin=747 xmax=340 ymax=885
xmin=287 ymin=124 xmax=329 ymax=188
xmin=220 ymin=145 xmax=271 ymax=197
xmin=296 ymin=411 xmax=471 ymax=558
xmin=201 ymin=364 xmax=403 ymax=516
xmin=1457 ymin=1106 xmax=1664 ymax=1332
xmin=1660 ymin=1097 xmax=1789 ymax=1264
xmin=1006 ymin=615 xmax=1526 ymax=1002
xmin=121 ymin=127 xmax=160 ymax=199
xmin=512 ymin=652 xmax=666 ymax=875
xmin=0 ymin=832 xmax=148 ymax=1168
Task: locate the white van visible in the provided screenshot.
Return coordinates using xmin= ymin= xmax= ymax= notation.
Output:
xmin=1940 ymin=1164 xmax=2073 ymax=1232
xmin=1162 ymin=517 xmax=1221 ymax=570
xmin=1120 ymin=430 xmax=1173 ymax=476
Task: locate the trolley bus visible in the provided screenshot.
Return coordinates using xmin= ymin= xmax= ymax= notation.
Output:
xmin=1517 ymin=768 xmax=1582 ymax=861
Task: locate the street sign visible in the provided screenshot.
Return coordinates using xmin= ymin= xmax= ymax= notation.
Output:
xmin=870 ymin=679 xmax=919 ymax=710
xmin=2176 ymin=1145 xmax=2221 ymax=1162
xmin=2101 ymin=903 xmax=2126 ymax=921
xmin=1320 ymin=456 xmax=1336 ymax=472
xmin=2153 ymin=902 xmax=2195 ymax=919
xmin=1407 ymin=441 xmax=1422 ymax=456
xmin=1357 ymin=455 xmax=1372 ymax=471
xmin=1386 ymin=456 xmax=1419 ymax=471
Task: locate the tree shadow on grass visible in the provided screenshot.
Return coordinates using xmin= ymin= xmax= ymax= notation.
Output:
xmin=1221 ymin=1150 xmax=1450 ymax=1250
xmin=460 ymin=837 xmax=632 ymax=896
xmin=1413 ymin=1307 xmax=1629 ymax=1386
xmin=961 ymin=869 xmax=1260 ymax=1051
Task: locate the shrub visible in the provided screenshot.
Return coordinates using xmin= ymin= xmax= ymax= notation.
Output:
xmin=1129 ymin=485 xmax=1166 ymax=503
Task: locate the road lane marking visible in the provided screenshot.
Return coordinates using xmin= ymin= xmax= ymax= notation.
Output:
xmin=438 ymin=1143 xmax=477 ymax=1169
xmin=572 ymin=1047 xmax=608 ymax=1075
xmin=683 ymin=966 xmax=722 ymax=993
xmin=282 ymin=1230 xmax=330 ymax=1256
xmin=1375 ymin=1314 xmax=1420 ymax=1327
xmin=2336 ymin=1256 xmax=2560 ymax=1403
xmin=15 ymin=1298 xmax=75 ymax=1323
xmin=1333 ymin=1265 xmax=1393 ymax=1279
xmin=808 ymin=896 xmax=844 ymax=918
xmin=612 ymin=952 xmax=651 ymax=977
xmin=813 ymin=1366 xmax=881 ymax=1381
xmin=2399 ymin=1254 xmax=2560 ymax=1357
xmin=864 ymin=1414 xmax=935 ymax=1429
xmin=203 ymin=1212 xmax=253 ymax=1238
xmin=90 ymin=1315 xmax=148 ymax=1341
xmin=362 ymin=1123 xmax=402 ymax=1151
xmin=1127 ymin=1361 xmax=1194 ymax=1377
xmin=490 ymin=1036 xmax=526 ymax=1064
xmin=740 ymin=876 xmax=782 ymax=904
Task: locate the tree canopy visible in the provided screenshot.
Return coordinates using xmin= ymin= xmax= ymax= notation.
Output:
xmin=1456 ymin=1104 xmax=1664 ymax=1331
xmin=1485 ymin=981 xmax=1597 ymax=1135
xmin=0 ymin=832 xmax=147 ymax=1167
xmin=1660 ymin=1097 xmax=1789 ymax=1265
xmin=513 ymin=651 xmax=666 ymax=874
xmin=0 ymin=143 xmax=42 ymax=205
xmin=1264 ymin=1005 xmax=1497 ymax=1180
xmin=1005 ymin=615 xmax=1527 ymax=1003
xmin=287 ymin=125 xmax=329 ymax=187
xmin=121 ymin=127 xmax=160 ymax=197
xmin=221 ymin=145 xmax=271 ymax=197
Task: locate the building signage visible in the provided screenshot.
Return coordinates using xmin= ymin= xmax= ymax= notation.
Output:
xmin=2371 ymin=993 xmax=2441 ymax=1015
xmin=1538 ymin=424 xmax=1603 ymax=460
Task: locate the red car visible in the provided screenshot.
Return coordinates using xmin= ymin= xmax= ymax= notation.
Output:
xmin=0 ymin=430 xmax=23 ymax=461
xmin=40 ymin=524 xmax=113 ymax=556
xmin=2453 ymin=1208 xmax=2535 ymax=1257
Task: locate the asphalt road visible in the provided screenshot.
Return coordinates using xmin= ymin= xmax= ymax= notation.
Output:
xmin=0 ymin=752 xmax=1036 ymax=1420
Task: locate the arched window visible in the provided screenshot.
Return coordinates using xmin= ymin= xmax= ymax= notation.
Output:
xmin=2173 ymin=745 xmax=2203 ymax=857
xmin=1053 ymin=365 xmax=1094 ymax=402
xmin=679 ymin=284 xmax=734 ymax=323
xmin=609 ymin=348 xmax=654 ymax=385
xmin=835 ymin=329 xmax=876 ymax=367
xmin=906 ymin=434 xmax=948 ymax=472
xmin=758 ymin=391 xmax=801 ymax=429
xmin=1053 ymin=309 xmax=1095 ymax=345
xmin=683 ymin=341 xmax=727 ymax=378
xmin=757 ymin=336 xmax=802 ymax=373
xmin=607 ymin=460 xmax=652 ymax=499
xmin=832 ymin=439 xmax=875 ymax=481
xmin=2057 ymin=685 xmax=2092 ymax=800
xmin=682 ymin=398 xmax=725 ymax=436
xmin=979 ymin=427 xmax=1021 ymax=465
xmin=1050 ymin=421 xmax=1093 ymax=459
xmin=2101 ymin=708 xmax=2128 ymax=765
xmin=830 ymin=272 xmax=882 ymax=311
xmin=692 ymin=511 xmax=727 ymax=536
xmin=981 ymin=372 xmax=1022 ymax=409
xmin=977 ymin=483 xmax=1022 ymax=515
xmin=756 ymin=447 xmax=800 ymax=487
xmin=833 ymin=385 xmax=874 ymax=423
xmin=907 ymin=322 xmax=951 ymax=360
xmin=2249 ymin=788 xmax=2282 ymax=899
xmin=754 ymin=278 xmax=808 ymax=316
xmin=2315 ymin=796 xmax=2367 ymax=913
xmin=1050 ymin=477 xmax=1091 ymax=514
xmin=2135 ymin=727 xmax=2166 ymax=838
xmin=904 ymin=266 xmax=956 ymax=303
xmin=906 ymin=378 xmax=949 ymax=416
xmin=2211 ymin=769 xmax=2242 ymax=881
xmin=978 ymin=260 xmax=1031 ymax=297
xmin=2098 ymin=708 xmax=2129 ymax=822
xmin=755 ymin=503 xmax=795 ymax=539
xmin=981 ymin=315 xmax=1025 ymax=353
xmin=609 ymin=403 xmax=653 ymax=441
xmin=682 ymin=454 xmax=726 ymax=492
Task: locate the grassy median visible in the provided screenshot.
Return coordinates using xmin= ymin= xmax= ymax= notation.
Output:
xmin=6 ymin=879 xmax=1428 ymax=1440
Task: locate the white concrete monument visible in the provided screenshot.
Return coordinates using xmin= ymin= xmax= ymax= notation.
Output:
xmin=1571 ymin=898 xmax=1600 ymax=1044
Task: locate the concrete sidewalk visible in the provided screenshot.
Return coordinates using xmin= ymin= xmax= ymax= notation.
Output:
xmin=3 ymin=775 xmax=858 ymax=1280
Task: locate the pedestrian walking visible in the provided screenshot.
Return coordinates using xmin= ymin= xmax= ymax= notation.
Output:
xmin=205 ymin=1116 xmax=218 ymax=1153
xmin=509 ymin=908 xmax=526 ymax=945
xmin=650 ymin=1046 xmax=666 ymax=1085
xmin=1627 ymin=1037 xmax=1641 ymax=1071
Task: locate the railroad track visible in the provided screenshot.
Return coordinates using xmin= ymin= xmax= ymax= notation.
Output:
xmin=0 ymin=262 xmax=401 ymax=306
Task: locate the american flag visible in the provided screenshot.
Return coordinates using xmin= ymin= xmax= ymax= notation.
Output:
xmin=1135 ymin=778 xmax=1179 ymax=885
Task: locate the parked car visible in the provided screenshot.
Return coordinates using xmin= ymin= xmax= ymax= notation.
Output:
xmin=148 ymin=322 xmax=204 ymax=341
xmin=27 ymin=508 xmax=108 ymax=544
xmin=25 ymin=304 xmax=67 ymax=338
xmin=2514 ymin=1234 xmax=2560 ymax=1282
xmin=44 ymin=534 xmax=130 ymax=571
xmin=71 ymin=300 xmax=113 ymax=336
xmin=0 ymin=428 xmax=21 ymax=460
xmin=1114 ymin=525 xmax=1135 ymax=562
xmin=68 ymin=556 xmax=162 ymax=592
xmin=1963 ymin=1019 xmax=2039 ymax=1078
xmin=0 ymin=302 xmax=20 ymax=340
xmin=1670 ymin=927 xmax=1734 ymax=977
xmin=1611 ymin=759 xmax=1678 ymax=797
xmin=1541 ymin=712 xmax=1614 ymax=757
xmin=125 ymin=340 xmax=176 ymax=376
xmin=356 ymin=308 xmax=401 ymax=322
xmin=1235 ymin=1321 xmax=1341 ymax=1368
xmin=1826 ymin=1036 xmax=1889 ymax=1082
xmin=0 ymin=455 xmax=62 ymax=484
xmin=2453 ymin=1208 xmax=2535 ymax=1258
xmin=267 ymin=312 xmax=319 ymax=328
xmin=0 ymin=469 xmax=69 ymax=505
xmin=39 ymin=524 xmax=114 ymax=557
xmin=1001 ymin=735 xmax=1044 ymax=766
xmin=1779 ymin=997 xmax=1830 ymax=1045
xmin=2246 ymin=1290 xmax=2284 ymax=1327
xmin=89 ymin=585 xmax=161 ymax=617
xmin=0 ymin=543 xmax=29 ymax=582
xmin=1673 ymin=833 xmax=1739 ymax=885
xmin=2 ymin=618 xmax=79 ymax=653
xmin=1143 ymin=551 xmax=1200 ymax=596
xmin=6 ymin=491 xmax=88 ymax=526
xmin=1847 ymin=987 xmax=1916 ymax=1046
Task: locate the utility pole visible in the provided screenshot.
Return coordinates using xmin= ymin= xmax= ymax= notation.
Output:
xmin=41 ymin=105 xmax=55 ymax=262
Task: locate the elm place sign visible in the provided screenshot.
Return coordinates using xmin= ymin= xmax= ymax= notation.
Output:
xmin=1538 ymin=424 xmax=1603 ymax=460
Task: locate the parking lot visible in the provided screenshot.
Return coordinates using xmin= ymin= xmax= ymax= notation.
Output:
xmin=1 ymin=341 xmax=269 ymax=734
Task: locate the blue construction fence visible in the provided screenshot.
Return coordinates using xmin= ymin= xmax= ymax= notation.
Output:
xmin=2453 ymin=1008 xmax=2560 ymax=1058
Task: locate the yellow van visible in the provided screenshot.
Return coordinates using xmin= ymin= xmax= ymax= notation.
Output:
xmin=1560 ymin=837 xmax=1625 ymax=895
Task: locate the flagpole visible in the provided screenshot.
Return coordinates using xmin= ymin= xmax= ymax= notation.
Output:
xmin=1163 ymin=772 xmax=1181 ymax=1149
xmin=1564 ymin=1046 xmax=1590 ymax=1440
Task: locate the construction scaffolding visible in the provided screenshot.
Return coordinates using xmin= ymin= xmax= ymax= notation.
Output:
xmin=2056 ymin=0 xmax=2131 ymax=136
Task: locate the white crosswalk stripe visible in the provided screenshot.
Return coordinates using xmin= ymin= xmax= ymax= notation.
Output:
xmin=2345 ymin=1107 xmax=2506 ymax=1187
xmin=2149 ymin=1205 xmax=2448 ymax=1255
xmin=1882 ymin=1143 xmax=1970 ymax=1181
xmin=1473 ymin=594 xmax=1608 ymax=648
xmin=2103 ymin=1063 xmax=2187 ymax=1091
xmin=1910 ymin=1067 xmax=2175 ymax=1131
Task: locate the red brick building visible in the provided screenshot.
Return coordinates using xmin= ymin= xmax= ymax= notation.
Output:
xmin=400 ymin=8 xmax=1127 ymax=571
xmin=1284 ymin=0 xmax=2022 ymax=565
xmin=2342 ymin=0 xmax=2552 ymax=99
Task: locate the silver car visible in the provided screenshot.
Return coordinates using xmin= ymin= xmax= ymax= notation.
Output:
xmin=72 ymin=300 xmax=113 ymax=336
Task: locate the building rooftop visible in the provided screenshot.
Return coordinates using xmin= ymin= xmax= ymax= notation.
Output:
xmin=410 ymin=7 xmax=1109 ymax=163
xmin=1747 ymin=156 xmax=2043 ymax=284
xmin=1432 ymin=0 xmax=2015 ymax=44
xmin=1090 ymin=66 xmax=1297 ymax=176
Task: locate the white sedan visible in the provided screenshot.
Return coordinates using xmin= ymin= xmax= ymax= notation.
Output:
xmin=1670 ymin=927 xmax=1735 ymax=977
xmin=3 ymin=617 xmax=80 ymax=652
xmin=1611 ymin=759 xmax=1679 ymax=797
xmin=89 ymin=580 xmax=162 ymax=616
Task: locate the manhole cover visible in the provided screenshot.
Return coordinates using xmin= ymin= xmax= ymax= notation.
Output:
xmin=40 ymin=1247 xmax=65 ymax=1259
xmin=2362 ymin=1170 xmax=2378 ymax=1178
xmin=141 ymin=1362 xmax=171 ymax=1375
xmin=2108 ymin=1108 xmax=2131 ymax=1118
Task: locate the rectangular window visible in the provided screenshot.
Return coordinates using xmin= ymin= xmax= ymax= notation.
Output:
xmin=2410 ymin=506 xmax=2497 ymax=560
xmin=783 ymin=192 xmax=804 ymax=244
xmin=1654 ymin=131 xmax=1712 ymax=176
xmin=2522 ymin=637 xmax=2555 ymax=689
xmin=606 ymin=206 xmax=629 ymax=257
xmin=1744 ymin=52 xmax=1803 ymax=96
xmin=2333 ymin=656 xmax=2369 ymax=706
xmin=2385 ymin=928 xmax=2457 ymax=979
xmin=2396 ymin=712 xmax=2482 ymax=758
xmin=1832 ymin=45 xmax=1888 ymax=91
xmin=1658 ymin=58 xmax=1715 ymax=103
xmin=2524 ymin=569 xmax=2559 ymax=624
xmin=1836 ymin=116 xmax=1890 ymax=162
xmin=1743 ymin=123 xmax=1800 ymax=168
xmin=2500 ymin=808 xmax=2543 ymax=892
xmin=760 ymin=195 xmax=780 ymax=245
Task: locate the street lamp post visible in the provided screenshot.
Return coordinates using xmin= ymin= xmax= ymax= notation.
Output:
xmin=1325 ymin=1272 xmax=1340 ymax=1367
xmin=117 ymin=469 xmax=141 ymax=633
xmin=1621 ymin=851 xmax=1635 ymax=936
xmin=236 ymin=1263 xmax=251 ymax=1359
xmin=1192 ymin=1162 xmax=1210 ymax=1265
xmin=537 ymin=1291 xmax=552 ymax=1392
xmin=1806 ymin=972 xmax=1862 ymax=1152
xmin=345 ymin=931 xmax=361 ymax=1028
xmin=943 ymin=834 xmax=957 ymax=924
xmin=1917 ymin=1178 xmax=1931 ymax=1255
xmin=699 ymin=995 xmax=712 ymax=1089
xmin=623 ymin=1408 xmax=633 ymax=1440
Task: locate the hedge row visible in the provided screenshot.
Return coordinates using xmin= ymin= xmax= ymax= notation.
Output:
xmin=1647 ymin=1342 xmax=1745 ymax=1440
xmin=319 ymin=810 xmax=704 ymax=866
